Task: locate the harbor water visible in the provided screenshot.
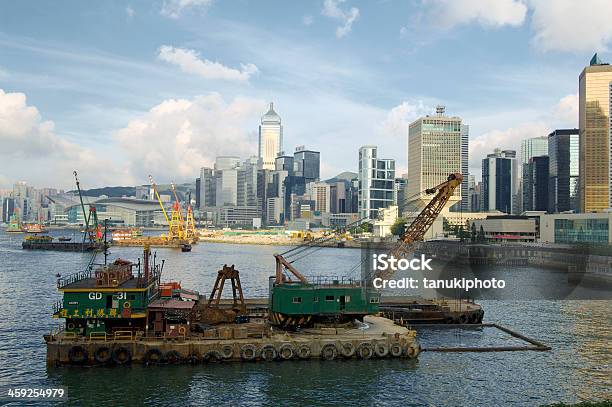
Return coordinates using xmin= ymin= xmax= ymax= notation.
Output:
xmin=0 ymin=230 xmax=610 ymax=406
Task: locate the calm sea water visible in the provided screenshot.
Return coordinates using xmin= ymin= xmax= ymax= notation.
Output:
xmin=0 ymin=230 xmax=610 ymax=406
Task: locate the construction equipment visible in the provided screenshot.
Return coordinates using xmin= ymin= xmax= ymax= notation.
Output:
xmin=184 ymin=205 xmax=198 ymax=241
xmin=201 ymin=265 xmax=247 ymax=325
xmin=268 ymin=173 xmax=464 ymax=327
xmin=73 ymin=171 xmax=102 ymax=244
xmin=149 ymin=175 xmax=184 ymax=241
xmin=379 ymin=172 xmax=463 ymax=279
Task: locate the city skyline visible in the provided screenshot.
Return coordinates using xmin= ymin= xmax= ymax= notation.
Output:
xmin=0 ymin=1 xmax=605 ymax=189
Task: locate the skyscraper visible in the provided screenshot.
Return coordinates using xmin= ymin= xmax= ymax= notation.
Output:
xmin=358 ymin=145 xmax=395 ymax=219
xmin=548 ymin=129 xmax=579 ymax=213
xmin=258 ymin=102 xmax=282 ymax=170
xmin=407 ymin=106 xmax=466 ymax=212
xmin=528 ymin=155 xmax=549 ymax=212
xmin=482 ymin=149 xmax=518 ymax=214
xmin=579 ymin=54 xmax=612 ymax=212
xmin=521 ymin=136 xmax=548 ymax=212
xmin=293 ymin=146 xmax=320 ymax=182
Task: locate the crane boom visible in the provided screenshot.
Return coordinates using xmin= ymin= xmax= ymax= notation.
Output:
xmin=376 ymin=172 xmax=463 ymax=280
xmin=148 ymin=175 xmax=171 ymax=224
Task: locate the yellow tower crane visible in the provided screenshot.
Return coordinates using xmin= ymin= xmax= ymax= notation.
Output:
xmin=148 ymin=175 xmax=184 ymax=241
xmin=184 ymin=205 xmax=198 ymax=242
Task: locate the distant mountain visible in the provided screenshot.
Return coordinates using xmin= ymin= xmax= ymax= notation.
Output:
xmin=67 ymin=186 xmax=136 ymax=198
xmin=326 ymin=171 xmax=357 ymax=184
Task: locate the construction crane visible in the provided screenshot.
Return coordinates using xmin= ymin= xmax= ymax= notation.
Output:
xmin=378 ymin=172 xmax=464 ymax=279
xmin=73 ymin=171 xmax=102 ymax=244
xmin=267 ymin=173 xmax=463 ymax=327
xmin=149 ymin=175 xmax=183 ymax=241
xmin=184 ymin=205 xmax=198 ymax=241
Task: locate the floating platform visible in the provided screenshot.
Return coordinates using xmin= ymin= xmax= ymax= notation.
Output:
xmin=216 ymin=296 xmax=484 ymax=326
xmin=111 ymin=236 xmax=195 ymax=248
xmin=22 ymin=241 xmax=105 ymax=252
xmin=45 ymin=316 xmax=420 ymax=366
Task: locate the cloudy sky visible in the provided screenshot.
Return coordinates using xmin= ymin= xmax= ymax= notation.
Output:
xmin=0 ymin=0 xmax=610 ymax=189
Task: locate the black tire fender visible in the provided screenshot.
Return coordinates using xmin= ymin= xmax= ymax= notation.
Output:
xmin=390 ymin=342 xmax=403 ymax=357
xmin=240 ymin=344 xmax=257 ymax=361
xmin=357 ymin=342 xmax=374 ymax=359
xmin=164 ymin=350 xmax=182 ymax=364
xmin=260 ymin=345 xmax=277 ymax=361
xmin=296 ymin=344 xmax=311 ymax=359
xmin=320 ymin=343 xmax=338 ymax=361
xmin=203 ymin=350 xmax=223 ymax=363
xmin=112 ymin=346 xmax=132 ymax=365
xmin=374 ymin=342 xmax=389 ymax=358
xmin=68 ymin=345 xmax=88 ymax=365
xmin=278 ymin=343 xmax=295 ymax=360
xmin=143 ymin=348 xmax=163 ymax=365
xmin=93 ymin=346 xmax=111 ymax=364
xmin=220 ymin=345 xmax=234 ymax=359
xmin=340 ymin=342 xmax=355 ymax=358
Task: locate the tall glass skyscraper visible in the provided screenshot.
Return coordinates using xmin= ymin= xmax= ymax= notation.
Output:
xmin=579 ymin=54 xmax=612 ymax=212
xmin=258 ymin=102 xmax=283 ymax=170
xmin=548 ymin=129 xmax=579 ymax=213
xmin=521 ymin=136 xmax=548 ymax=212
xmin=482 ymin=149 xmax=518 ymax=214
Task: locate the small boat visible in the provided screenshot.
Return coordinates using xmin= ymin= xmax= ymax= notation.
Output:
xmin=180 ymin=243 xmax=192 ymax=252
xmin=23 ymin=223 xmax=47 ymax=234
xmin=58 ymin=237 xmax=72 ymax=242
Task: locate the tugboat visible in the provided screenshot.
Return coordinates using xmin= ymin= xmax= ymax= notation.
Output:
xmin=180 ymin=243 xmax=192 ymax=252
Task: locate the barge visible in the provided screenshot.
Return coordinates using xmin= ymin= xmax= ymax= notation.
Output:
xmin=45 ymin=247 xmax=421 ymax=366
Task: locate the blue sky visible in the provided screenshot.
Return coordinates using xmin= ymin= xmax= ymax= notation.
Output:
xmin=1 ymin=0 xmax=611 ymax=189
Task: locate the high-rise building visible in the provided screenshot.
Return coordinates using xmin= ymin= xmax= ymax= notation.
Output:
xmin=258 ymin=102 xmax=282 ymax=170
xmin=237 ymin=156 xmax=261 ymax=208
xmin=548 ymin=129 xmax=579 ymax=213
xmin=521 ymin=136 xmax=548 ymax=212
xmin=579 ymin=53 xmax=612 ymax=212
xmin=394 ymin=177 xmax=408 ymax=214
xmin=293 ymin=146 xmax=320 ymax=182
xmin=528 ymin=155 xmax=549 ymax=212
xmin=358 ymin=145 xmax=395 ymax=219
xmin=199 ymin=167 xmax=216 ymax=209
xmin=482 ymin=149 xmax=518 ymax=214
xmin=459 ymin=125 xmax=470 ymax=211
xmin=306 ymin=182 xmax=331 ymax=213
xmin=274 ymin=154 xmax=294 ymax=174
xmin=407 ymin=106 xmax=466 ymax=212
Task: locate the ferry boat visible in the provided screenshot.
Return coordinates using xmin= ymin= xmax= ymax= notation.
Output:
xmin=6 ymin=214 xmax=23 ymax=233
xmin=23 ymin=223 xmax=47 ymax=234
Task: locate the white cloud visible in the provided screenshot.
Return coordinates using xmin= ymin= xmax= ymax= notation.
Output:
xmin=321 ymin=0 xmax=360 ymax=38
xmin=160 ymin=0 xmax=212 ymax=19
xmin=0 ymin=89 xmax=129 ymax=188
xmin=530 ymin=0 xmax=612 ymax=52
xmin=302 ymin=15 xmax=313 ymax=26
xmin=126 ymin=5 xmax=135 ymax=18
xmin=553 ymin=93 xmax=578 ymax=126
xmin=157 ymin=45 xmax=258 ymax=82
xmin=114 ymin=93 xmax=267 ymax=182
xmin=470 ymin=121 xmax=550 ymax=170
xmin=423 ymin=0 xmax=527 ymax=29
xmin=381 ymin=100 xmax=430 ymax=138
xmin=468 ymin=93 xmax=580 ymax=178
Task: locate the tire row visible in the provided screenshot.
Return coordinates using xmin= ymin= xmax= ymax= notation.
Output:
xmin=68 ymin=340 xmax=421 ymax=366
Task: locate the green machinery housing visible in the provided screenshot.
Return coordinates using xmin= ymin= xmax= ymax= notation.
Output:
xmin=269 ymin=254 xmax=380 ymax=327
